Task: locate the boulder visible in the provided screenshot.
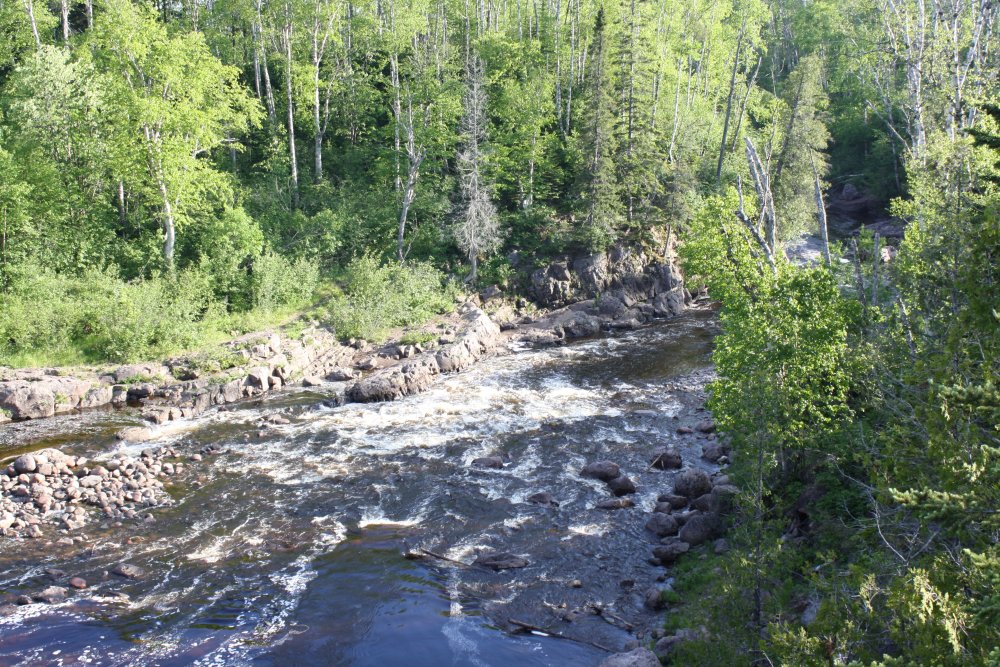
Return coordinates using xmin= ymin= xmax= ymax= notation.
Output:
xmin=607 ymin=475 xmax=637 ymax=496
xmin=13 ymin=455 xmax=37 ymax=475
xmin=710 ymin=484 xmax=740 ymax=513
xmin=598 ymin=648 xmax=660 ymax=667
xmin=116 ymin=427 xmax=154 ymax=442
xmin=644 ymin=586 xmax=670 ymax=611
xmin=649 ymin=448 xmax=682 ymax=470
xmin=657 ymin=493 xmax=689 ymax=510
xmin=0 ymin=384 xmax=55 ymax=420
xmin=673 ymin=468 xmax=712 ymax=499
xmin=111 ymin=563 xmax=145 ymax=579
xmin=645 ymin=513 xmax=679 ymax=537
xmin=471 ymin=456 xmax=504 ymax=469
xmin=678 ymin=513 xmax=720 ymax=546
xmin=580 ymin=461 xmax=621 ymax=482
xmin=695 ymin=420 xmax=716 ymax=434
xmin=33 ymin=586 xmax=68 ymax=604
xmin=701 ymin=442 xmax=728 ymax=463
xmin=652 ymin=540 xmax=690 ymax=564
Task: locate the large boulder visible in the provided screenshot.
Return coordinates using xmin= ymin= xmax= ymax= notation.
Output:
xmin=673 ymin=468 xmax=713 ymax=499
xmin=0 ymin=384 xmax=55 ymax=420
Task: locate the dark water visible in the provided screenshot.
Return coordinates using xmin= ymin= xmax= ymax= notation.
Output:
xmin=0 ymin=311 xmax=717 ymax=666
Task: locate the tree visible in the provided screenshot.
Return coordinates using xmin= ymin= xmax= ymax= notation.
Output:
xmin=454 ymin=54 xmax=500 ymax=282
xmin=89 ymin=0 xmax=262 ymax=268
xmin=575 ymin=6 xmax=621 ymax=250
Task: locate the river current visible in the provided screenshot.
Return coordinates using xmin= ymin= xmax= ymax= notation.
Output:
xmin=0 ymin=311 xmax=717 ymax=666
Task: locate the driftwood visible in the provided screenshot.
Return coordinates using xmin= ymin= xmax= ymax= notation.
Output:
xmin=509 ymin=618 xmax=616 ymax=653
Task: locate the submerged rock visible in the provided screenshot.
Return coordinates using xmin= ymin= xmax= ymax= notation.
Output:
xmin=471 ymin=456 xmax=504 ymax=469
xmin=473 ymin=552 xmax=529 ymax=570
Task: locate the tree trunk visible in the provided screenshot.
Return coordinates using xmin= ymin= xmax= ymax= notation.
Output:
xmin=60 ymin=0 xmax=69 ymax=41
xmin=284 ymin=20 xmax=299 ymax=209
xmin=811 ymin=156 xmax=831 ymax=266
xmin=716 ymin=20 xmax=745 ymax=182
xmin=22 ymin=0 xmax=42 ymax=48
xmin=85 ymin=0 xmax=93 ymax=29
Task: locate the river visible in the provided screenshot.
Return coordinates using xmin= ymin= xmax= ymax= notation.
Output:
xmin=0 ymin=311 xmax=717 ymax=666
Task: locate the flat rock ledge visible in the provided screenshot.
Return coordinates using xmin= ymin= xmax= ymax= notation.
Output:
xmin=347 ymin=305 xmax=501 ymax=403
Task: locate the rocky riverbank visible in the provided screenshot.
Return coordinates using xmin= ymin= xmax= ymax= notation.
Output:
xmin=1 ymin=245 xmax=694 ymax=436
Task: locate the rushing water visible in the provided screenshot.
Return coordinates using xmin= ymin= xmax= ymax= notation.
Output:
xmin=0 ymin=311 xmax=717 ymax=666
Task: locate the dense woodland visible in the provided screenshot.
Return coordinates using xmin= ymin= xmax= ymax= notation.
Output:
xmin=0 ymin=0 xmax=998 ymax=664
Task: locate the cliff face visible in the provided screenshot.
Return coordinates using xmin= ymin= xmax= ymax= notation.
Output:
xmin=526 ymin=245 xmax=691 ymax=319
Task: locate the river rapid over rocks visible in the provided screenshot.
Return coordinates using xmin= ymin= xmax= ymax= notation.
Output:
xmin=0 ymin=311 xmax=719 ymax=666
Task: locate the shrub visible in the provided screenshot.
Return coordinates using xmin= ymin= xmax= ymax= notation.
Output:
xmin=326 ymin=255 xmax=456 ymax=341
xmin=250 ymin=251 xmax=320 ymax=311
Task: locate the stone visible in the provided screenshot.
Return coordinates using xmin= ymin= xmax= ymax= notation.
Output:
xmin=597 ymin=648 xmax=660 ymax=667
xmin=111 ymin=563 xmax=145 ymax=579
xmin=645 ymin=513 xmax=679 ymax=537
xmin=471 ymin=456 xmax=504 ymax=469
xmin=678 ymin=513 xmax=721 ymax=546
xmin=691 ymin=493 xmax=714 ymax=512
xmin=68 ymin=577 xmax=87 ymax=590
xmin=13 ymin=455 xmax=37 ymax=475
xmin=713 ymin=538 xmax=730 ymax=555
xmin=695 ymin=420 xmax=716 ymax=433
xmin=701 ymin=442 xmax=728 ymax=463
xmin=673 ymin=468 xmax=713 ymax=499
xmin=596 ymin=498 xmax=634 ymax=510
xmin=473 ymin=552 xmax=529 ymax=570
xmin=676 ymin=426 xmax=694 ymax=435
xmin=657 ymin=493 xmax=689 ymax=509
xmin=710 ymin=484 xmax=740 ymax=513
xmin=33 ymin=586 xmax=68 ymax=604
xmin=607 ymin=475 xmax=637 ymax=496
xmin=116 ymin=427 xmax=154 ymax=442
xmin=324 ymin=368 xmax=358 ymax=382
xmin=580 ymin=461 xmax=621 ymax=482
xmin=644 ymin=586 xmax=669 ymax=610
xmin=649 ymin=448 xmax=682 ymax=470
xmin=652 ymin=540 xmax=690 ymax=564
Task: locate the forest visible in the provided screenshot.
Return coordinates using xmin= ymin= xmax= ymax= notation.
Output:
xmin=0 ymin=0 xmax=998 ymax=663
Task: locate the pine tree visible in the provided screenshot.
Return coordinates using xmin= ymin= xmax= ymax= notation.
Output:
xmin=575 ymin=6 xmax=621 ymax=250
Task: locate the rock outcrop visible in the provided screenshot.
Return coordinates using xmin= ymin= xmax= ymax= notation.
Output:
xmin=347 ymin=306 xmax=501 ymax=403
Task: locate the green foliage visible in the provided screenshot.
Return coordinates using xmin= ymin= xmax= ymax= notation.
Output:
xmin=325 ymin=255 xmax=457 ymax=342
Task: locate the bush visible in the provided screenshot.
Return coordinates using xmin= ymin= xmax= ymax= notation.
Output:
xmin=250 ymin=251 xmax=320 ymax=311
xmin=326 ymin=255 xmax=456 ymax=341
